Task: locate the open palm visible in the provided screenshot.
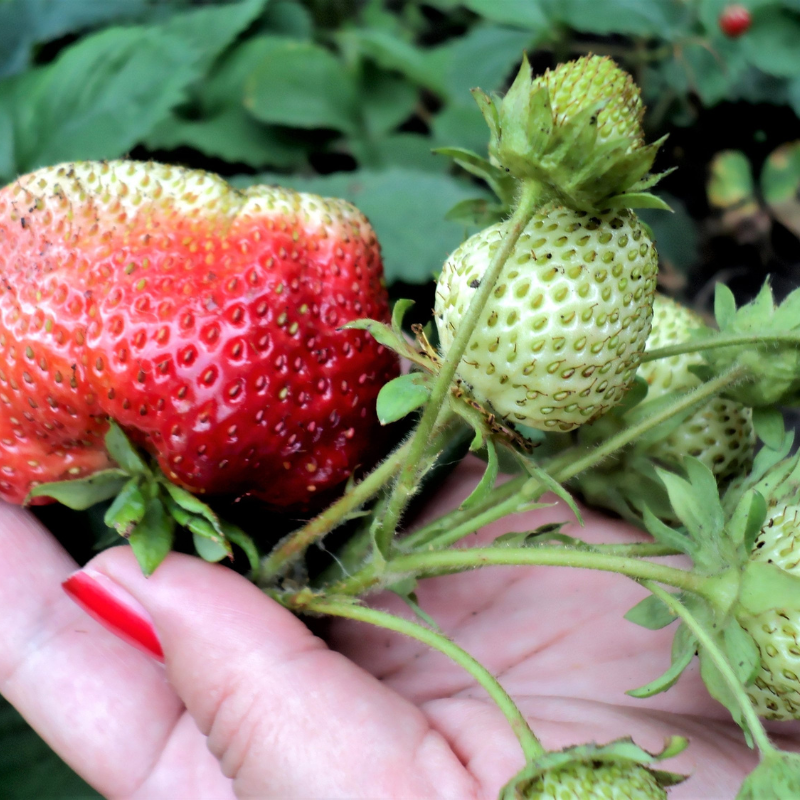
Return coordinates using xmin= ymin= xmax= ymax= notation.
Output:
xmin=1 ymin=457 xmax=797 ymax=799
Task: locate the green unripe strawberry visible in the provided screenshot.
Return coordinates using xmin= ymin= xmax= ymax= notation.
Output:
xmin=739 ymin=502 xmax=800 ymax=720
xmin=518 ymin=761 xmax=667 ymax=799
xmin=501 ymin=739 xmax=686 ymax=799
xmin=473 ymin=55 xmax=669 ymax=211
xmin=435 ymin=206 xmax=657 ymax=432
xmin=533 ymin=54 xmax=644 ymax=148
xmin=638 ymin=295 xmax=755 ymax=481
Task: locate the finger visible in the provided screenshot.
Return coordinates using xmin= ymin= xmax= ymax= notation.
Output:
xmin=84 ymin=546 xmax=477 ymax=799
xmin=0 ymin=504 xmax=231 ymax=800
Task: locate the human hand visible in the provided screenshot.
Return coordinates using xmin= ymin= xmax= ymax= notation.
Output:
xmin=1 ymin=457 xmax=796 ymax=799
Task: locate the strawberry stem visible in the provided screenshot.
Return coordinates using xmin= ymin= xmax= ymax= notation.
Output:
xmin=373 ymin=182 xmax=545 ymax=554
xmin=255 ymin=437 xmax=414 ymax=584
xmin=641 ymin=332 xmax=800 ymax=364
xmin=330 ymin=546 xmax=704 ymax=597
xmin=401 ymin=365 xmax=748 ymax=554
xmin=642 ymin=581 xmax=776 ymax=758
xmin=284 ymin=592 xmax=545 ymax=762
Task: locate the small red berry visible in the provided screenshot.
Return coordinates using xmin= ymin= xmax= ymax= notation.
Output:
xmin=719 ymin=4 xmax=751 ymax=38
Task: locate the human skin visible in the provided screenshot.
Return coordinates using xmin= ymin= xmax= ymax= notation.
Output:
xmin=0 ymin=457 xmax=797 ymax=799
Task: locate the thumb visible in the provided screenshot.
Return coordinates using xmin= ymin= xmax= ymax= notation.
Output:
xmin=70 ymin=546 xmax=473 ymax=799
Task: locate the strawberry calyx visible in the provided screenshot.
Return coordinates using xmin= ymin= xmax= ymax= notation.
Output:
xmin=26 ymin=420 xmax=258 ymax=575
xmin=470 ymin=54 xmax=672 ymax=213
xmin=500 ymin=737 xmax=687 ymax=799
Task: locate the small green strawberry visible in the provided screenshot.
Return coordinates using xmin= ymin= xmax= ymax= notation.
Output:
xmin=638 ymin=294 xmax=755 ymax=482
xmin=435 ymin=205 xmax=657 ymax=432
xmin=473 ymin=54 xmax=669 ymax=211
xmin=739 ymin=501 xmax=800 ymax=720
xmin=500 ymin=738 xmax=686 ymax=799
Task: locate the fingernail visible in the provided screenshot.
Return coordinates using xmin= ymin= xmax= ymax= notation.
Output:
xmin=62 ymin=569 xmax=164 ymax=662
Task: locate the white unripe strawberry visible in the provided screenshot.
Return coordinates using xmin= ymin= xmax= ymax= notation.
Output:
xmin=435 ymin=205 xmax=657 ymax=432
xmin=638 ymin=295 xmax=755 ymax=481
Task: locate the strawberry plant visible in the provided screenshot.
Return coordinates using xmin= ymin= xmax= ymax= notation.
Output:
xmin=3 ymin=1 xmax=800 ymax=798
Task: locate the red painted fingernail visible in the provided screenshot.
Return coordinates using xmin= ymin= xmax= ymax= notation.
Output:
xmin=63 ymin=569 xmax=164 ymax=662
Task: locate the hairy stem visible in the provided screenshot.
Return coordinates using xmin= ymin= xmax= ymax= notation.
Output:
xmin=375 ymin=182 xmax=544 ymax=553
xmin=641 ymin=333 xmax=800 ymax=364
xmin=290 ymin=594 xmax=544 ymax=762
xmin=332 ymin=545 xmax=704 ymax=597
xmin=643 ymin=582 xmax=775 ymax=757
xmin=256 ymin=438 xmax=413 ymax=585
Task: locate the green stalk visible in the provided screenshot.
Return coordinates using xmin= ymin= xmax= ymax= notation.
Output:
xmin=409 ymin=365 xmax=747 ymax=554
xmin=256 ymin=438 xmax=412 ymax=585
xmin=291 ymin=594 xmax=544 ymax=762
xmin=641 ymin=333 xmax=800 ymax=364
xmin=332 ymin=545 xmax=703 ymax=597
xmin=553 ymin=366 xmax=748 ymax=484
xmin=374 ymin=182 xmax=545 ymax=554
xmin=643 ymin=582 xmax=776 ymax=757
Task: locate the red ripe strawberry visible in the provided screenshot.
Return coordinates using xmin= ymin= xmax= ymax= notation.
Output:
xmin=719 ymin=4 xmax=751 ymax=37
xmin=0 ymin=160 xmax=398 ymax=510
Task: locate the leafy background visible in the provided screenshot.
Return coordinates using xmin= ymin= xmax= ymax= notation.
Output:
xmin=1 ymin=0 xmax=799 ymax=795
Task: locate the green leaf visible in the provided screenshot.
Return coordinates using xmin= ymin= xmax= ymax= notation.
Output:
xmin=104 ymin=421 xmax=147 ymax=475
xmin=740 ymin=561 xmax=800 ymax=615
xmin=461 ymin=437 xmax=499 ymax=510
xmin=627 ymin=624 xmax=695 ymax=698
xmin=707 ymin=150 xmax=755 ymax=209
xmin=233 ymin=168 xmax=490 ymax=284
xmin=723 ymin=619 xmax=761 ymax=686
xmin=753 ymin=407 xmax=786 ymax=450
xmin=244 ymin=40 xmax=359 ymax=133
xmin=625 ymin=593 xmax=678 ymax=630
xmin=103 ymin=478 xmax=146 ymax=538
xmin=359 ymin=70 xmax=419 ymax=138
xmin=425 ymin=25 xmax=535 ymax=103
xmin=128 ymin=497 xmax=175 ymax=576
xmin=761 ymin=141 xmax=800 ymax=238
xmin=743 ymin=7 xmax=800 ymax=78
xmin=376 ymin=373 xmax=431 ymax=425
xmin=554 ymin=0 xmax=688 ymax=38
xmin=0 ymin=695 xmax=101 ymax=798
xmin=340 ymin=28 xmax=443 ymax=94
xmin=461 ymin=0 xmax=549 ymax=29
xmin=145 ymin=106 xmax=306 ymax=170
xmin=26 ymin=469 xmax=129 ymax=510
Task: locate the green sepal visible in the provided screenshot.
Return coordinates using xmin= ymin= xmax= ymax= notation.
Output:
xmin=376 ymin=373 xmax=431 ymax=425
xmin=128 ymin=497 xmax=175 ymax=576
xmin=642 ymin=505 xmax=694 ymax=558
xmin=517 ymin=457 xmax=583 ymax=525
xmin=738 ymin=561 xmax=800 ymax=615
xmin=704 ymin=280 xmax=800 ymax=407
xmin=160 ymin=479 xmax=224 ymax=537
xmin=625 ymin=592 xmax=678 ymax=630
xmin=388 ymin=577 xmax=441 ymax=630
xmin=726 ymin=488 xmax=767 ymax=554
xmin=460 ymin=437 xmax=498 ymax=510
xmin=220 ymin=521 xmax=260 ymax=573
xmin=25 ymin=469 xmax=130 ymax=510
xmin=343 ymin=318 xmax=426 ymax=367
xmin=161 ymin=492 xmax=232 ymax=561
xmin=500 ymin=737 xmax=688 ymax=799
xmin=433 ymin=147 xmax=516 ymax=206
xmin=104 ymin=421 xmax=148 ymax=475
xmin=193 ymin=532 xmax=231 ymax=563
xmin=723 ymin=618 xmax=761 ymax=686
xmin=752 ymin=407 xmax=786 ymax=450
xmin=737 ymin=750 xmax=800 ymax=799
xmin=103 ymin=478 xmax=146 ymax=537
xmin=627 ymin=622 xmax=696 ymax=699
xmin=602 ymin=191 xmax=673 ymax=211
